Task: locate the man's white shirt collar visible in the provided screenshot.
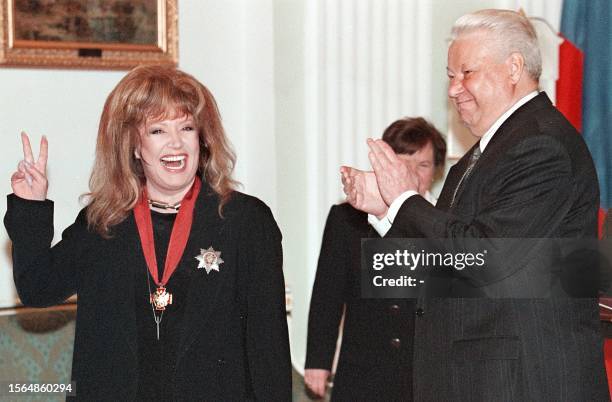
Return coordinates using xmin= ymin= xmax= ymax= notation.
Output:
xmin=479 ymin=91 xmax=538 ymax=152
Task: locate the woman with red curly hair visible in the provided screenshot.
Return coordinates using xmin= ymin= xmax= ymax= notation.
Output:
xmin=5 ymin=65 xmax=291 ymax=401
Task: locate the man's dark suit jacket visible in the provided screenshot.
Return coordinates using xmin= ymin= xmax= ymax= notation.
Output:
xmin=306 ymin=204 xmax=414 ymax=401
xmin=389 ymin=93 xmax=609 ymax=401
xmin=4 ymin=182 xmax=292 ymax=401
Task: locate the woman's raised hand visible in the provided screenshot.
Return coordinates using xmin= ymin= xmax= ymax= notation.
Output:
xmin=11 ymin=132 xmax=48 ymax=201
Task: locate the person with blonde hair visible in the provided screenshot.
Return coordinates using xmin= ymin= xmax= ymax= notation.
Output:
xmin=5 ymin=65 xmax=291 ymax=401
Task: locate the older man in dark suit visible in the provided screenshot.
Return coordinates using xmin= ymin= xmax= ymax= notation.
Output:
xmin=343 ymin=9 xmax=609 ymax=401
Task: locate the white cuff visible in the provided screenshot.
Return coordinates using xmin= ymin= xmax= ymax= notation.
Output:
xmin=387 ymin=191 xmax=419 ymax=224
xmin=368 ymin=213 xmax=392 ymax=237
xmin=367 ymin=190 xmax=418 ymax=236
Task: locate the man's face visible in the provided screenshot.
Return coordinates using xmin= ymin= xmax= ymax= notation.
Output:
xmin=447 ymin=31 xmax=515 ymax=137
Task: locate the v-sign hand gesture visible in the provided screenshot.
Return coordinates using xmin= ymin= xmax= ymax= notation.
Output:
xmin=11 ymin=132 xmax=49 ymax=201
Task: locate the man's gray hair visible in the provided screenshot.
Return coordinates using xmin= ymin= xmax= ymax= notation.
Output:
xmin=451 ymin=9 xmax=542 ymax=81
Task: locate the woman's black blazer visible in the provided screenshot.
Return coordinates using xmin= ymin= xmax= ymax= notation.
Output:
xmin=305 ymin=203 xmax=415 ymax=401
xmin=4 ymin=182 xmax=292 ymax=401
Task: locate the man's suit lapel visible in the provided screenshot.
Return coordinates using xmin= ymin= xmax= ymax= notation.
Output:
xmin=440 ymin=92 xmax=553 ymax=210
xmin=437 ymin=150 xmax=473 ymax=211
xmin=475 ymin=92 xmax=551 ymax=160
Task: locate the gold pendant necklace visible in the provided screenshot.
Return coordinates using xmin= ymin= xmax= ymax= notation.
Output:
xmin=145 ymin=272 xmax=165 ymax=340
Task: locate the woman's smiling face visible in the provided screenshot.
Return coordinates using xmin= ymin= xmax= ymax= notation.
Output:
xmin=135 ymin=112 xmax=200 ymax=202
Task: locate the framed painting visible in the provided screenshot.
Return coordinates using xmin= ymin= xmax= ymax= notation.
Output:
xmin=0 ymin=0 xmax=177 ymax=69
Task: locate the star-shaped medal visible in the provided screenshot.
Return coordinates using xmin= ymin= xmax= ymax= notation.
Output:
xmin=195 ymin=246 xmax=224 ymax=274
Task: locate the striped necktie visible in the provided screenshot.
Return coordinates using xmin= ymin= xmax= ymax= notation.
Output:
xmin=450 ymin=146 xmax=482 ymax=207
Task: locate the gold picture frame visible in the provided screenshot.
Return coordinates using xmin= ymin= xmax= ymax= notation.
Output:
xmin=0 ymin=0 xmax=177 ymax=69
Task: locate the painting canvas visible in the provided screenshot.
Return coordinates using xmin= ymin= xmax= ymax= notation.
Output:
xmin=0 ymin=0 xmax=177 ymax=69
xmin=12 ymin=0 xmax=158 ymax=49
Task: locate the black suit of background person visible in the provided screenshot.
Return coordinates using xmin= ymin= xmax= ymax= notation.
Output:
xmin=343 ymin=10 xmax=608 ymax=402
xmin=305 ymin=118 xmax=446 ymax=401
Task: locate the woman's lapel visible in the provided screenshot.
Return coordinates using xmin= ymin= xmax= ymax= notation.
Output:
xmin=113 ymin=214 xmax=140 ymax=358
xmin=176 ymin=185 xmax=231 ymax=362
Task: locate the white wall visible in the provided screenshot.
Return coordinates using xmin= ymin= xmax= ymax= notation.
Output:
xmin=274 ymin=0 xmax=309 ymax=370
